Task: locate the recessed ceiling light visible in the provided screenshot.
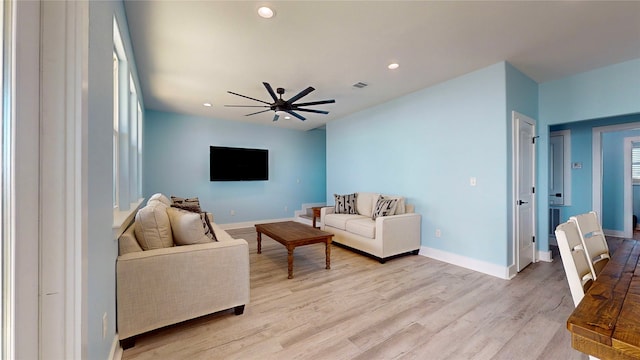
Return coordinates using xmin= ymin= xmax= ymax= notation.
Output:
xmin=284 ymin=116 xmax=291 ymax=120
xmin=388 ymin=63 xmax=399 ymax=70
xmin=203 ymin=102 xmax=212 ymax=107
xmin=258 ymin=6 xmax=274 ymax=19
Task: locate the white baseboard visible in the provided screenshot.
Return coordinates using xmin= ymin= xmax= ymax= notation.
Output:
xmin=109 ymin=334 xmax=122 ymax=360
xmin=537 ymin=250 xmax=553 ymax=262
xmin=604 ymin=229 xmax=626 ymax=238
xmin=218 ymin=217 xmax=294 ymax=230
xmin=419 ymin=246 xmax=512 ymax=280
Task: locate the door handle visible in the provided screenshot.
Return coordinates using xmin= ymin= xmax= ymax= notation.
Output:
xmin=549 ymin=193 xmax=562 ymax=197
xmin=517 ymin=200 xmax=528 ymax=205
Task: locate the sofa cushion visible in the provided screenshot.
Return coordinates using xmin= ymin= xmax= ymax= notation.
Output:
xmin=147 ymin=193 xmax=171 ymax=207
xmin=324 ymin=213 xmax=366 ymax=230
xmin=334 ymin=193 xmax=357 ymax=214
xmin=356 ymin=192 xmax=380 ymax=217
xmin=382 ymin=195 xmax=406 ymax=215
xmin=372 ymin=196 xmax=398 ymax=220
xmin=345 ymin=217 xmax=376 ymax=239
xmin=134 ymin=202 xmax=174 ymax=250
xmin=166 ymin=207 xmax=212 ymax=246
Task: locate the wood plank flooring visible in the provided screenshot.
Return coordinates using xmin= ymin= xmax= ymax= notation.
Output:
xmin=122 ymin=227 xmax=593 ymax=360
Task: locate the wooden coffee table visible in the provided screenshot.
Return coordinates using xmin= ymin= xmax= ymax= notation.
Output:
xmin=255 ymin=221 xmax=334 ymax=279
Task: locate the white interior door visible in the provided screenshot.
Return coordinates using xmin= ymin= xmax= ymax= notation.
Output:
xmin=514 ymin=112 xmax=536 ymax=272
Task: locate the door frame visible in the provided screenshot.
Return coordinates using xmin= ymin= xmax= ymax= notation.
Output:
xmin=623 ymin=136 xmax=640 ymax=237
xmin=512 ymin=111 xmax=537 ymax=272
xmin=592 ymin=122 xmax=640 ymax=238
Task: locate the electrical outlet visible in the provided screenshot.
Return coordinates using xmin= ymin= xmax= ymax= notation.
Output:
xmin=470 ymin=177 xmax=477 ymax=186
xmin=435 ymin=229 xmax=442 ymax=238
xmin=230 ymin=210 xmax=235 ymax=216
xmin=102 ymin=313 xmax=108 ymax=339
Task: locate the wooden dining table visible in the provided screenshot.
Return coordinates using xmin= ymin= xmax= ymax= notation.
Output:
xmin=567 ymin=239 xmax=640 ymax=359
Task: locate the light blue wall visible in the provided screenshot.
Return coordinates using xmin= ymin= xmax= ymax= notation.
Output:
xmin=505 ymin=63 xmax=539 ymax=264
xmin=538 ymin=58 xmax=640 ymax=249
xmin=327 ymin=62 xmax=510 ymax=266
xmin=87 ymin=1 xmax=143 ymax=359
xmin=143 ymin=110 xmax=326 ymax=224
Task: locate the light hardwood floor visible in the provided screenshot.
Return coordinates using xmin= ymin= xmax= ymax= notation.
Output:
xmin=122 ymin=227 xmax=592 ymax=360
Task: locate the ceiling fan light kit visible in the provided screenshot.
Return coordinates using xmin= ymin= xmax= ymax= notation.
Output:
xmin=225 ymin=82 xmax=335 ymax=122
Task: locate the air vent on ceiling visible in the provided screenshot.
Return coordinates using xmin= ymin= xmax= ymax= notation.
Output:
xmin=352 ymin=82 xmax=368 ymax=89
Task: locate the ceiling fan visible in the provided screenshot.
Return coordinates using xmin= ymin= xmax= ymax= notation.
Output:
xmin=225 ymin=82 xmax=335 ymax=121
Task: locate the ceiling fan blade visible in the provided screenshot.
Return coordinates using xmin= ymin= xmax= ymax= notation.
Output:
xmin=263 ymin=82 xmax=278 ymax=102
xmin=293 ymin=108 xmax=329 ymax=115
xmin=285 ymin=110 xmax=306 ymax=121
xmin=245 ymin=109 xmax=272 ymax=116
xmin=224 ymin=105 xmax=270 ymax=108
xmin=227 ymin=91 xmax=272 ymax=105
xmin=293 ymin=99 xmax=335 ymax=107
xmin=287 ymin=86 xmax=315 ymax=104
xmin=273 ymin=113 xmax=279 ymax=122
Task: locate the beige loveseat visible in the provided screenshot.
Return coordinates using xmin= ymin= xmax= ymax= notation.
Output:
xmin=116 ymin=194 xmax=249 ymax=348
xmin=320 ymin=192 xmax=421 ymax=263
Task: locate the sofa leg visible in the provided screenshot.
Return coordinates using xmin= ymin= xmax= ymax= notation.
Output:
xmin=120 ymin=337 xmax=135 ymax=350
xmin=379 ymin=258 xmax=386 ymax=264
xmin=234 ymin=305 xmax=245 ymax=315
xmin=412 ymin=249 xmax=419 ymax=255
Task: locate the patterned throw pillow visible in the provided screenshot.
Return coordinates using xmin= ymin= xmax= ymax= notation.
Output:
xmin=171 ymin=195 xmax=202 ymax=213
xmin=334 ymin=193 xmax=357 ymax=214
xmin=372 ymin=196 xmax=398 ymax=220
xmin=201 ymin=213 xmax=217 ymax=241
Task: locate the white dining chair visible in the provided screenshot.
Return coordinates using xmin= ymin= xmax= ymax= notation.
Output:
xmin=555 ymin=221 xmax=595 ymax=307
xmin=570 ymin=211 xmax=610 ymax=279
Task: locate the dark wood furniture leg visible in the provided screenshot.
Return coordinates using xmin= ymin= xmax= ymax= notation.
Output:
xmin=325 ymin=239 xmax=331 ymax=269
xmin=257 ymin=231 xmax=262 ymax=254
xmin=287 ymin=246 xmax=294 ymax=279
xmin=234 ymin=305 xmax=245 ymax=315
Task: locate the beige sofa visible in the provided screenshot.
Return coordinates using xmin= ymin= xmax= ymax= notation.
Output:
xmin=320 ymin=192 xmax=421 ymax=263
xmin=116 ymin=195 xmax=249 ymax=348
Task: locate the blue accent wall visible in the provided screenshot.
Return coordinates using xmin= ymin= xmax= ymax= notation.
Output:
xmin=538 ymin=58 xmax=640 ymax=248
xmin=327 ymin=62 xmax=511 ymax=266
xmin=143 ymin=110 xmax=326 ymax=224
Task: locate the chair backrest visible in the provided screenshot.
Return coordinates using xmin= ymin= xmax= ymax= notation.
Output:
xmin=570 ymin=211 xmax=610 ymax=278
xmin=555 ymin=221 xmax=595 ymax=306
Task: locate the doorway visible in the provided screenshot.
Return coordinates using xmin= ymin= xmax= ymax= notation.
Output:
xmin=593 ymin=122 xmax=640 ymax=239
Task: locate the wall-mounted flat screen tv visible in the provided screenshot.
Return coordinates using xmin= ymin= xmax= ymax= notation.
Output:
xmin=210 ymin=146 xmax=269 ymax=181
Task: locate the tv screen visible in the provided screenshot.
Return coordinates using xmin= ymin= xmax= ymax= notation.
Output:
xmin=210 ymin=146 xmax=268 ymax=181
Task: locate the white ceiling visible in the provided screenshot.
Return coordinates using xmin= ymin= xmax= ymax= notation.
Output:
xmin=124 ymin=1 xmax=640 ymax=131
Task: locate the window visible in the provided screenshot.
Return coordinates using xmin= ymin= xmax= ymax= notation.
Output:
xmin=113 ymin=51 xmax=119 ymax=209
xmin=632 ymin=143 xmax=640 ymax=184
xmin=113 ymin=16 xmax=143 ymax=218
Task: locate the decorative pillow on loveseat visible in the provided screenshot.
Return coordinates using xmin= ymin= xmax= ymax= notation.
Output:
xmin=372 ymin=196 xmax=398 ymax=220
xmin=334 ymin=193 xmax=358 ymax=214
xmin=134 ymin=201 xmax=174 ymax=250
xmin=166 ymin=207 xmax=214 ymax=246
xmin=170 ymin=195 xmax=202 ymax=213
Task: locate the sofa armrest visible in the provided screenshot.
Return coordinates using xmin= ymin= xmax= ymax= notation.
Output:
xmin=320 ymin=206 xmax=335 ymax=229
xmin=116 ymin=238 xmax=250 ymax=339
xmin=376 ymin=213 xmax=421 ymax=255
